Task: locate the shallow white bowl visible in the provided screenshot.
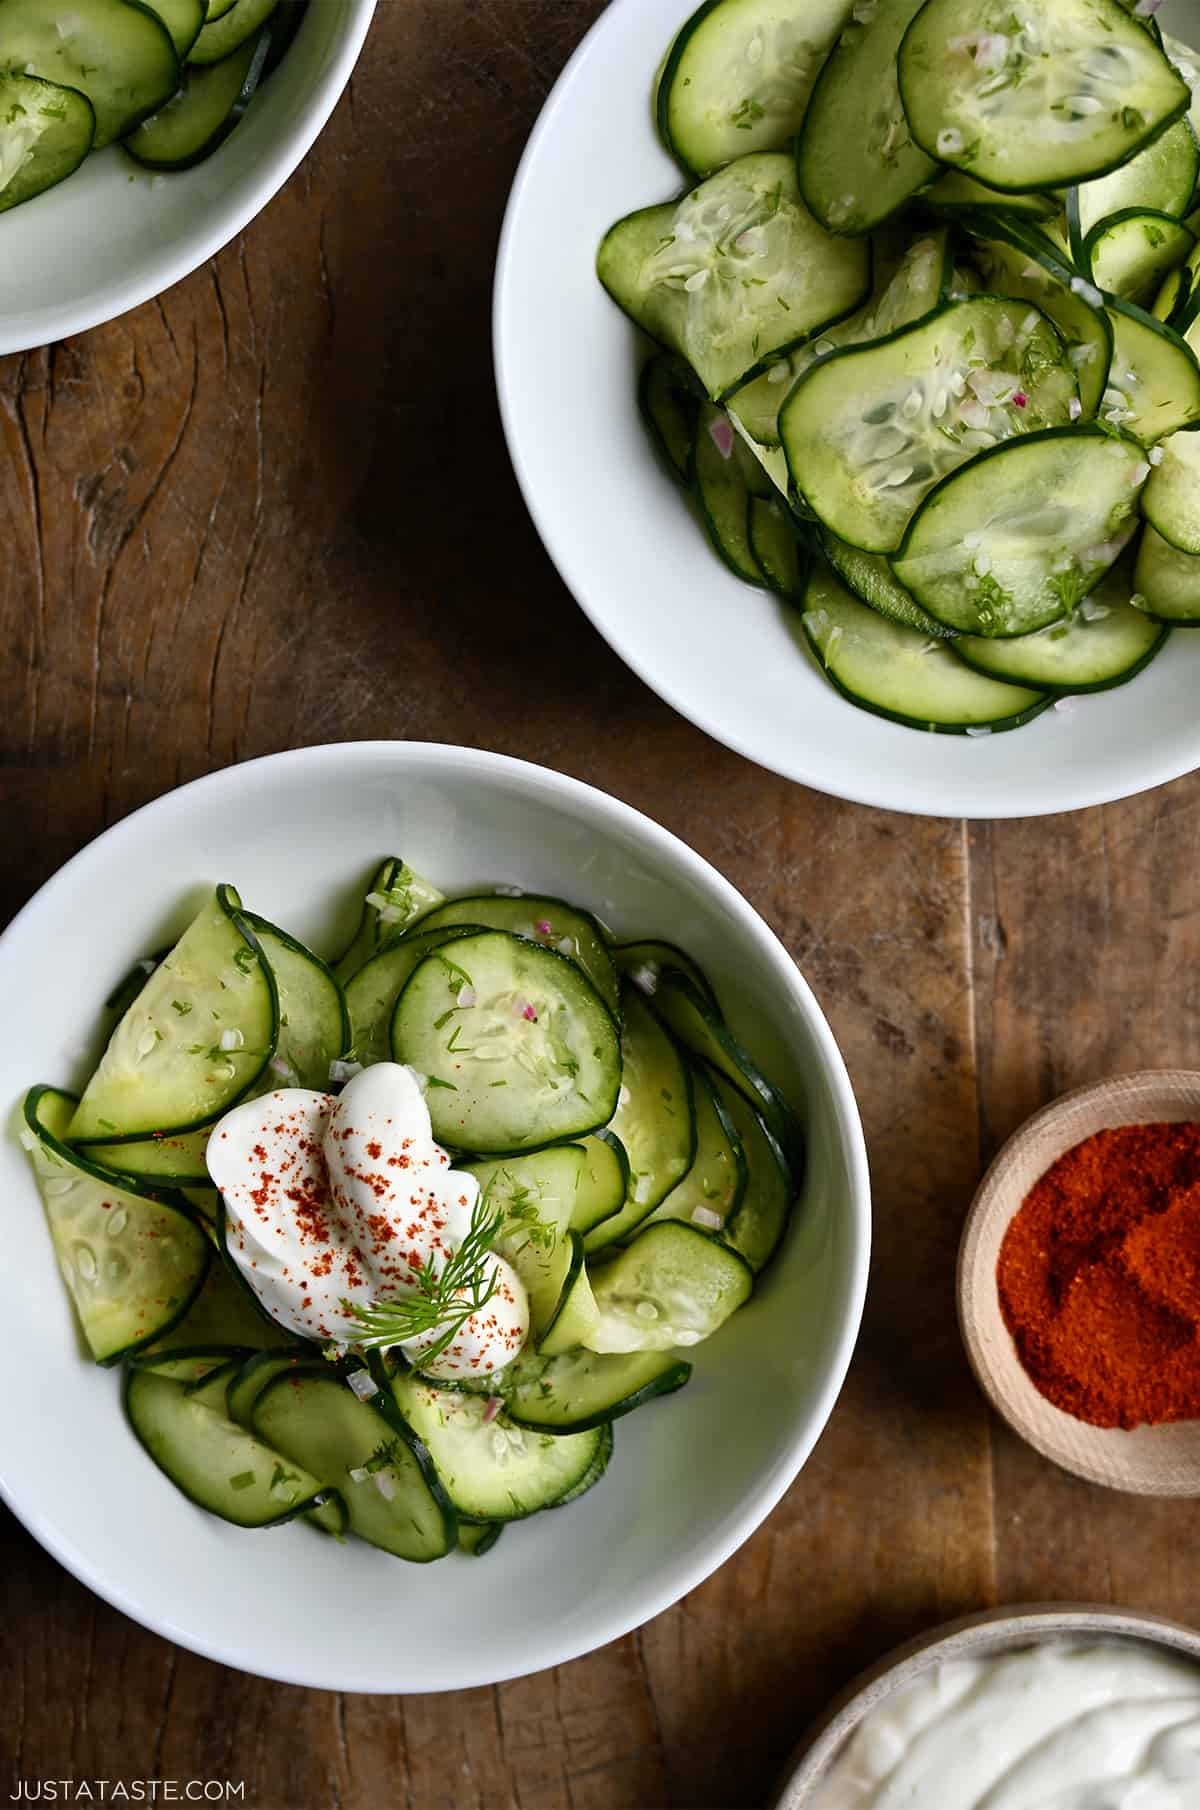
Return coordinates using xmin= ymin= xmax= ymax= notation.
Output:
xmin=494 ymin=0 xmax=1200 ymax=819
xmin=0 ymin=0 xmax=374 ymax=354
xmin=0 ymin=741 xmax=869 ymax=1692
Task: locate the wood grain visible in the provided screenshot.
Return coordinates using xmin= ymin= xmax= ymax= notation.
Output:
xmin=1 ymin=0 xmax=1196 ymax=1804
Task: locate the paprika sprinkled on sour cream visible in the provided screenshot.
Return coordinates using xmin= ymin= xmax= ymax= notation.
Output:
xmin=206 ymin=1062 xmax=529 ymax=1375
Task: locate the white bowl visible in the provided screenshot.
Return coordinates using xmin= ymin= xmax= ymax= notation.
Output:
xmin=493 ymin=0 xmax=1200 ymax=819
xmin=0 ymin=741 xmax=869 ymax=1692
xmin=0 ymin=0 xmax=374 ymax=354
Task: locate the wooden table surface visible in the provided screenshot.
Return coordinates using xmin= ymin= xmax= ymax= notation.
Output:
xmin=4 ymin=3 xmax=1200 ymax=1806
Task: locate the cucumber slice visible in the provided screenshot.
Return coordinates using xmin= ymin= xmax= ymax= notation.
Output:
xmin=390 ymin=931 xmax=621 ymax=1154
xmin=640 ymin=354 xmax=702 ymax=483
xmin=332 ymin=857 xmax=446 ymax=983
xmin=964 ymin=215 xmax=1114 ymax=416
xmin=891 ymin=426 xmax=1147 ymax=636
xmin=187 ymin=0 xmax=277 ymax=63
xmin=656 ymin=0 xmax=856 ymax=177
xmin=458 ymin=1521 xmax=503 ymax=1556
xmin=143 ymin=1247 xmax=294 ymax=1352
xmin=712 ymin=1071 xmax=794 ymax=1272
xmin=1133 ymin=522 xmax=1200 ymax=620
xmin=1075 ymin=116 xmax=1200 ymax=241
xmin=245 ymin=912 xmax=348 ymax=1090
xmin=585 ymin=1221 xmax=753 ymax=1354
xmin=465 ymin=1145 xmax=585 ymax=1336
xmin=505 ymin=1348 xmax=691 ymax=1433
xmin=822 ymin=529 xmax=955 ymax=636
xmin=584 ymin=985 xmax=695 ymax=1250
xmin=254 ymin=1368 xmax=455 ymax=1560
xmin=1102 ymin=297 xmax=1200 ymax=441
xmin=1085 ymin=210 xmax=1194 ymax=303
xmin=780 ymin=297 xmax=1077 ymax=554
xmin=538 ymin=1234 xmax=600 ymax=1356
xmin=645 ymin=1065 xmax=747 ymax=1234
xmin=920 ymin=170 xmax=1055 ymax=219
xmin=0 ymin=71 xmax=94 ymax=213
xmin=802 ymin=563 xmax=1048 ymax=731
xmin=206 ymin=0 xmax=240 ymax=20
xmin=1164 ymin=32 xmax=1200 ymax=150
xmin=387 ymin=1373 xmax=603 ymax=1520
xmin=551 ymin=1422 xmax=613 ymax=1506
xmin=597 ymin=153 xmax=871 ymax=401
xmin=692 ymin=404 xmax=765 ymax=584
xmin=69 ymin=886 xmax=277 ymax=1142
xmin=345 ymin=923 xmax=482 ymax=1066
xmin=953 ymin=553 xmax=1167 ymax=688
xmin=139 ymin=0 xmax=205 ymax=57
xmin=22 ymin=1086 xmax=210 ymax=1366
xmin=1142 ymin=426 xmax=1200 ymax=550
xmin=410 ymin=894 xmax=620 ymax=1020
xmin=125 ymin=25 xmax=266 ymax=169
xmin=572 ymin=1129 xmax=630 ymax=1235
xmin=104 ymin=948 xmax=169 ymax=1015
xmin=613 ymin=940 xmax=717 ymax=1009
xmin=225 ymin=1348 xmax=310 ymax=1428
xmin=797 ymin=0 xmax=937 ymax=234
xmin=898 ymin=0 xmax=1189 ymax=193
xmin=1153 ymin=262 xmax=1191 ymax=325
xmin=84 ymin=1125 xmax=211 ymax=1187
xmin=749 ymin=497 xmax=806 ymax=598
xmin=128 ymin=1346 xmax=243 ymax=1383
xmin=0 ymin=0 xmax=179 ymax=148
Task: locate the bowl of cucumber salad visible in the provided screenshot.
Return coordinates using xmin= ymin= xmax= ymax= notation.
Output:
xmin=495 ymin=0 xmax=1200 ymax=817
xmin=0 ymin=742 xmax=868 ymax=1691
xmin=0 ymin=0 xmax=373 ymax=353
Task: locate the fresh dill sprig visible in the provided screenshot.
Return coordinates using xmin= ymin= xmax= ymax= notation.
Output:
xmin=342 ymin=1184 xmax=504 ymax=1366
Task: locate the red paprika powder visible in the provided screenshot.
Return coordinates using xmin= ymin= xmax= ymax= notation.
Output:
xmin=997 ymin=1121 xmax=1200 ymax=1430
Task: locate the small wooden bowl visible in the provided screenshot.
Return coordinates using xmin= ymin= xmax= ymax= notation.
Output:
xmin=773 ymin=1604 xmax=1200 ymax=1807
xmin=958 ymin=1070 xmax=1200 ymax=1496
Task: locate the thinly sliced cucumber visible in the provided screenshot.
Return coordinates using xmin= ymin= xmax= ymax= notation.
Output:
xmin=585 ymin=1220 xmax=753 ymax=1354
xmin=1142 ymin=426 xmax=1200 ymax=550
xmin=613 ymin=941 xmax=717 ymax=1009
xmin=140 ymin=0 xmax=205 ymax=57
xmin=597 ymin=154 xmax=870 ymax=401
xmin=505 ymin=1348 xmax=691 ymax=1434
xmin=920 ymin=170 xmax=1055 ymax=219
xmin=387 ymin=1374 xmax=603 ymax=1520
xmin=143 ymin=1248 xmax=294 ymax=1353
xmin=1102 ymin=297 xmax=1200 ymax=441
xmin=125 ymin=25 xmax=266 ymax=169
xmin=797 ymin=0 xmax=937 ymax=234
xmin=645 ymin=1066 xmax=746 ymax=1234
xmin=0 ymin=0 xmax=179 ymax=148
xmin=584 ymin=985 xmax=695 ymax=1250
xmin=712 ymin=1071 xmax=794 ymax=1272
xmin=69 ymin=886 xmax=277 ymax=1142
xmin=952 ymin=554 xmax=1167 ymax=689
xmin=1075 ymin=117 xmax=1199 ymax=241
xmin=257 ymin=0 xmax=303 ymax=76
xmin=656 ymin=0 xmax=856 ymax=176
xmin=104 ymin=948 xmax=169 ymax=1016
xmin=963 ymin=215 xmax=1113 ymax=416
xmin=802 ymin=563 xmax=1048 ymax=731
xmin=749 ymin=497 xmax=805 ymax=598
xmin=538 ymin=1234 xmax=600 ymax=1356
xmin=1164 ymin=32 xmax=1200 ymax=150
xmin=640 ymin=355 xmax=702 ymax=483
xmin=891 ymin=426 xmax=1147 ymax=636
xmin=1085 ymin=210 xmax=1194 ymax=303
xmin=254 ymin=1368 xmax=455 ymax=1560
xmin=332 ymin=857 xmax=445 ymax=984
xmin=84 ymin=1126 xmax=211 ymax=1187
xmin=411 ymin=895 xmax=620 ymax=1020
xmin=187 ymin=0 xmax=277 ymax=63
xmin=822 ymin=530 xmax=954 ymax=636
xmin=206 ymin=0 xmax=239 ymax=20
xmin=693 ymin=404 xmax=764 ymax=584
xmin=1133 ymin=522 xmax=1200 ymax=620
xmin=572 ymin=1129 xmax=629 ymax=1234
xmin=458 ymin=1522 xmax=503 ymax=1556
xmin=780 ymin=298 xmax=1077 ymax=554
xmin=550 ymin=1423 xmax=613 ymax=1508
xmin=0 ymin=71 xmax=94 ymax=213
xmin=728 ymin=410 xmax=793 ymax=500
xmin=225 ymin=1348 xmax=309 ymax=1428
xmin=128 ymin=1346 xmax=243 ymax=1383
xmin=1154 ymin=262 xmax=1191 ymax=325
xmin=465 ymin=1145 xmax=584 ymax=1336
xmin=345 ymin=924 xmax=481 ymax=1067
xmin=898 ymin=0 xmax=1188 ymax=193
xmin=390 ymin=931 xmax=621 ymax=1154
xmin=22 ymin=1086 xmax=210 ymax=1366
xmin=245 ymin=912 xmax=348 ymax=1090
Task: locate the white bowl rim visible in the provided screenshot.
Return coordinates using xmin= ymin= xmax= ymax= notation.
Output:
xmin=0 ymin=738 xmax=871 ymax=1688
xmin=0 ymin=0 xmax=377 ymax=357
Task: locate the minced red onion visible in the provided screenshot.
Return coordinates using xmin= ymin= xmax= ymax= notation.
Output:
xmin=482 ymin=1396 xmax=503 ymax=1425
xmin=708 ymin=416 xmax=735 ymax=460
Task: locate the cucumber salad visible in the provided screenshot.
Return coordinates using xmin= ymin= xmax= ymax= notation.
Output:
xmin=0 ymin=0 xmax=308 ymax=209
xmin=20 ymin=859 xmax=804 ymax=1563
xmin=599 ymin=0 xmax=1200 ymax=734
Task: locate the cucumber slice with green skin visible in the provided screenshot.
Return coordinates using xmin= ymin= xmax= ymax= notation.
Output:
xmin=1153 ymin=263 xmax=1190 ymax=325
xmin=891 ymin=426 xmax=1147 ymax=637
xmin=898 ymin=0 xmax=1189 ymax=194
xmin=572 ymin=1129 xmax=629 ymax=1234
xmin=258 ymin=0 xmax=304 ymax=76
xmin=780 ymin=297 xmax=1078 ymax=554
xmin=585 ymin=1220 xmax=753 ymax=1355
xmin=1142 ymin=426 xmax=1200 ymax=550
xmin=187 ymin=0 xmax=277 ymax=64
xmin=0 ymin=0 xmax=179 ymax=149
xmin=1164 ymin=33 xmax=1200 ymax=150
xmin=390 ymin=931 xmax=622 ymax=1155
xmin=0 ymin=72 xmax=94 ymax=214
xmin=597 ymin=154 xmax=871 ymax=402
xmin=69 ymin=885 xmax=278 ymax=1143
xmin=692 ymin=405 xmax=765 ymax=585
xmin=244 ymin=912 xmax=349 ymax=1090
xmin=639 ymin=355 xmax=702 ymax=484
xmin=458 ymin=1521 xmax=503 ymax=1556
xmin=1133 ymin=521 xmax=1200 ymax=620
xmin=104 ymin=948 xmax=170 ymax=1015
xmin=802 ymin=563 xmax=1049 ymax=732
xmin=711 ymin=1071 xmax=794 ymax=1273
xmin=125 ymin=25 xmax=266 ymax=169
xmin=583 ymin=985 xmax=696 ymax=1251
xmin=952 ymin=554 xmax=1167 ymax=689
xmin=550 ymin=1422 xmax=613 ymax=1506
xmin=505 ymin=1348 xmax=692 ymax=1434
xmin=411 ymin=895 xmax=620 ymax=1021
xmin=728 ymin=410 xmax=793 ymax=501
xmin=206 ymin=0 xmax=239 ymax=20
xmin=613 ymin=941 xmax=717 ymax=1010
xmin=644 ymin=1065 xmax=747 ymax=1235
xmin=139 ymin=0 xmax=205 ymax=57
xmin=254 ymin=1368 xmax=456 ymax=1560
xmin=23 ymin=1086 xmax=211 ymax=1366
xmin=225 ymin=1348 xmax=311 ymax=1429
xmin=84 ymin=1126 xmax=211 ymax=1187
xmin=143 ymin=1246 xmax=295 ymax=1354
xmin=464 ymin=1145 xmax=585 ymax=1336
xmin=1084 ymin=210 xmax=1194 ymax=304
xmin=749 ymin=496 xmax=806 ymax=599
xmin=1102 ymin=297 xmax=1200 ymax=441
xmin=656 ymin=0 xmax=856 ymax=177
xmin=797 ymin=0 xmax=937 ymax=235
xmin=125 ymin=1365 xmax=327 ymax=1528
xmin=128 ymin=1346 xmax=245 ymax=1383
xmin=538 ymin=1233 xmax=600 ymax=1356
xmin=332 ymin=857 xmax=446 ymax=984
xmin=822 ymin=529 xmax=955 ymax=637
xmin=920 ymin=170 xmax=1056 ymax=219
xmin=345 ymin=924 xmax=482 ymax=1067
xmin=1074 ymin=116 xmax=1200 ymax=242
xmin=387 ymin=1374 xmax=603 ymax=1521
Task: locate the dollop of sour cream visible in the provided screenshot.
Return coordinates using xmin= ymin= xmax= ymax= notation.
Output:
xmin=809 ymin=1640 xmax=1200 ymax=1810
xmin=206 ymin=1062 xmax=528 ymax=1376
